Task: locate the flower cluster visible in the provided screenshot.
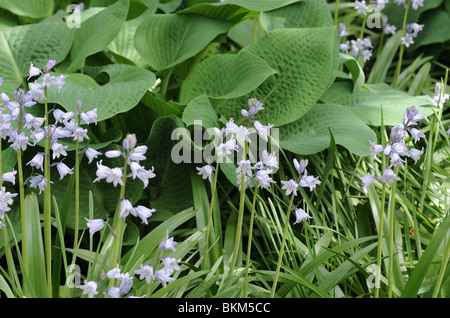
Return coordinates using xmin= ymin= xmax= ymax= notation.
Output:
xmin=92 ymin=133 xmax=156 ymax=223
xmin=0 ymin=186 xmax=17 ymax=229
xmin=401 ymin=22 xmax=424 ymax=48
xmin=79 ymin=235 xmax=181 ymax=298
xmin=196 ymin=98 xmax=277 ymax=190
xmin=360 ymin=106 xmax=425 ymax=191
xmin=281 ymin=158 xmax=321 ymax=196
xmin=340 ymin=37 xmax=374 ymax=62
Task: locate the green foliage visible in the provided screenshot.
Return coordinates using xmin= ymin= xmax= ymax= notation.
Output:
xmin=0 ymin=0 xmax=449 ymax=300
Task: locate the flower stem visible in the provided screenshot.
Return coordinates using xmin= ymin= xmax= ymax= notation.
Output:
xmin=228 ymin=142 xmax=248 ymax=278
xmin=16 ymin=107 xmax=28 ymax=293
xmin=110 ymin=158 xmax=129 ymax=276
xmin=43 ymin=88 xmax=52 ymax=297
xmin=392 ymin=0 xmax=411 ymax=89
xmin=202 ymin=160 xmax=220 ymax=270
xmin=0 ymin=139 xmax=15 ymax=282
xmin=270 ymin=192 xmax=295 ymax=298
xmin=244 ymin=186 xmax=259 ymax=295
xmin=387 ymin=166 xmax=399 ymax=298
xmin=374 ymin=182 xmax=386 ymax=298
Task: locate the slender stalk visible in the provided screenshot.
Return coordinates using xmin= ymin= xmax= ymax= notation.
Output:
xmin=392 ymin=0 xmax=411 ymax=89
xmin=359 ymin=0 xmax=372 ymax=39
xmin=202 ymin=160 xmax=220 ymax=270
xmin=374 ymin=183 xmax=386 ymax=298
xmin=244 ymin=186 xmax=259 ymax=295
xmin=228 ymin=141 xmax=249 ymax=278
xmin=43 ymin=88 xmax=52 ymax=297
xmin=16 ymin=106 xmax=28 ymax=292
xmin=110 ymin=156 xmax=129 ymax=275
xmin=334 ymin=0 xmax=340 ymax=26
xmin=387 ymin=166 xmax=399 ymax=298
xmin=0 ymin=139 xmax=15 ymax=282
xmin=72 ymin=112 xmax=82 ymax=260
xmin=270 ymin=192 xmax=295 ymax=298
xmin=431 ymin=235 xmax=450 ymax=298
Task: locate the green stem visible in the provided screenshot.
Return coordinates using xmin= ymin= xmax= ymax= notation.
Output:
xmin=392 ymin=0 xmax=410 ymax=89
xmin=16 ymin=106 xmax=28 ymax=293
xmin=334 ymin=0 xmax=340 ymax=26
xmin=109 ymin=156 xmax=129 ymax=278
xmin=202 ymin=161 xmax=220 ymax=270
xmin=374 ymin=183 xmax=387 ymax=298
xmin=431 ymin=235 xmax=450 ymax=298
xmin=359 ymin=0 xmax=372 ymax=39
xmin=0 ymin=139 xmax=15 ymax=283
xmin=270 ymin=192 xmax=295 ymax=298
xmin=244 ymin=186 xmax=259 ymax=296
xmin=228 ymin=141 xmax=249 ymax=278
xmin=43 ymin=89 xmax=52 ymax=297
xmin=387 ymin=166 xmax=399 ymax=298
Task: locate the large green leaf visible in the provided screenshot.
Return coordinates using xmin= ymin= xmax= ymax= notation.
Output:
xmin=182 ymin=94 xmax=219 ymax=129
xmin=46 ymin=64 xmax=156 ymax=122
xmin=141 ymin=116 xmax=194 ymax=214
xmin=260 ymin=0 xmax=333 ymax=31
xmin=218 ymin=0 xmax=303 ymax=11
xmin=413 ymin=9 xmax=450 ymax=48
xmin=279 ymin=104 xmax=377 ymax=156
xmin=66 ymin=0 xmax=129 ymax=72
xmin=216 ymin=27 xmax=338 ymax=127
xmin=321 ymin=82 xmax=435 ymax=126
xmin=0 ymin=22 xmax=74 ymax=95
xmin=134 ymin=13 xmax=230 ymax=71
xmin=0 ymin=0 xmax=54 ymax=19
xmin=179 ymin=52 xmax=277 ymax=103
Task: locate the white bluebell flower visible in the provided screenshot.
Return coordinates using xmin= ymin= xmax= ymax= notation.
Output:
xmin=135 ymin=264 xmax=155 ymax=284
xmin=28 ymin=174 xmax=48 ymax=194
xmin=299 ymin=174 xmax=321 ymax=191
xmin=254 ymin=168 xmax=275 ymax=189
xmin=119 ymin=199 xmax=134 ymax=218
xmin=411 ymin=0 xmax=424 ymax=10
xmin=85 ymin=147 xmax=102 ymax=164
xmin=293 ymin=208 xmax=313 ymax=224
xmin=196 ymin=164 xmax=215 ymax=182
xmin=106 ymin=264 xmax=122 ymax=280
xmin=0 ymin=169 xmax=16 ymax=185
xmin=354 ymin=0 xmax=368 ymax=15
xmin=133 ymin=205 xmax=155 ymax=225
xmin=28 ymin=62 xmax=41 ymax=80
xmin=52 ymin=142 xmax=68 ymax=159
xmin=161 ymin=257 xmax=181 ymax=275
xmin=338 ymin=23 xmax=349 ymax=37
xmin=56 ymin=162 xmax=73 ymax=180
xmin=93 ymin=160 xmax=112 ymax=183
xmin=360 ymin=174 xmax=375 ymax=191
xmin=128 ymin=162 xmax=156 ymax=188
xmin=79 ymin=280 xmax=99 ymax=298
xmin=155 ymin=269 xmax=173 ymax=288
xmin=85 ymin=217 xmax=106 ymax=237
xmin=408 ymin=147 xmax=424 ymax=164
xmin=27 ymin=153 xmax=45 ymax=171
xmin=159 ymin=234 xmax=177 ymax=252
xmin=378 ymin=168 xmax=400 ymax=184
xmin=281 ymin=179 xmax=299 ymax=196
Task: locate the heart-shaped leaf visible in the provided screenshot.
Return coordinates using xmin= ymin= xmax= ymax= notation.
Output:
xmin=279 ymin=104 xmax=377 ymax=156
xmin=179 ymin=52 xmax=277 ymax=103
xmin=216 ymin=27 xmax=338 ymax=127
xmin=46 ymin=64 xmax=156 ymax=122
xmin=66 ymin=0 xmax=129 ymax=72
xmin=321 ymin=82 xmax=435 ymax=126
xmin=134 ymin=13 xmax=230 ymax=71
xmin=0 ymin=22 xmax=74 ymax=95
xmin=0 ymin=0 xmax=54 ymax=19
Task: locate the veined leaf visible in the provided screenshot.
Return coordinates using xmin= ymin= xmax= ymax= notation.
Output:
xmin=0 ymin=0 xmax=54 ymax=19
xmin=46 ymin=64 xmax=156 ymax=122
xmin=0 ymin=22 xmax=74 ymax=96
xmin=216 ymin=27 xmax=338 ymax=127
xmin=67 ymin=0 xmax=129 ymax=72
xmin=279 ymin=104 xmax=377 ymax=156
xmin=134 ymin=13 xmax=230 ymax=71
xmin=321 ymin=82 xmax=435 ymax=126
xmin=180 ymin=52 xmax=277 ymax=103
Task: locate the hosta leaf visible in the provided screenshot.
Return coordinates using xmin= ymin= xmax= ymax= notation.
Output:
xmin=279 ymin=104 xmax=377 ymax=156
xmin=46 ymin=64 xmax=156 ymax=122
xmin=141 ymin=117 xmax=193 ymax=214
xmin=179 ymin=52 xmax=277 ymax=103
xmin=134 ymin=13 xmax=230 ymax=71
xmin=0 ymin=0 xmax=54 ymax=19
xmin=182 ymin=94 xmax=219 ymax=129
xmin=321 ymin=81 xmax=435 ymax=126
xmin=216 ymin=27 xmax=338 ymax=127
xmin=66 ymin=0 xmax=129 ymax=72
xmin=218 ymin=0 xmax=302 ymax=11
xmin=0 ymin=22 xmax=74 ymax=96
xmin=260 ymin=0 xmax=333 ymax=31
